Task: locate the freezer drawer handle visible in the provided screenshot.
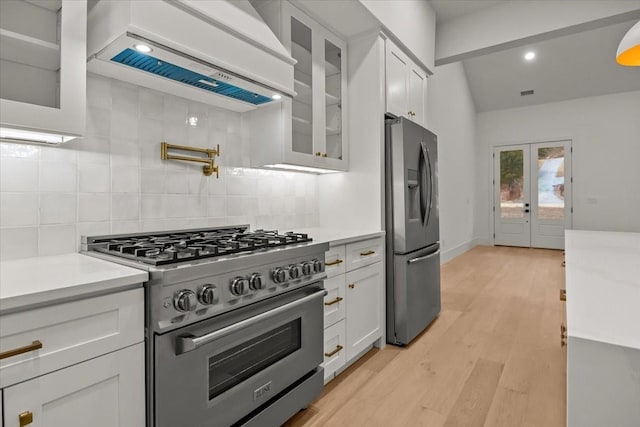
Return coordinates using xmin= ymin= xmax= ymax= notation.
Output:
xmin=0 ymin=340 xmax=42 ymax=360
xmin=324 ymin=345 xmax=343 ymax=358
xmin=359 ymin=250 xmax=376 ymax=256
xmin=324 ymin=297 xmax=343 ymax=306
xmin=325 ymin=259 xmax=344 ymax=266
xmin=407 ymin=251 xmax=440 ymax=265
xmin=175 ymin=289 xmax=327 ymax=355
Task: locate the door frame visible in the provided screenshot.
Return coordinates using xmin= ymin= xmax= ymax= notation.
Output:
xmin=490 ymin=137 xmax=574 ymax=248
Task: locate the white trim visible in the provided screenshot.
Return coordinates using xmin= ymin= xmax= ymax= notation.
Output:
xmin=441 ymin=239 xmax=477 ymax=264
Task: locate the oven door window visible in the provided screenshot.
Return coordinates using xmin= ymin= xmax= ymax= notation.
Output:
xmin=208 ymin=318 xmax=301 ymax=400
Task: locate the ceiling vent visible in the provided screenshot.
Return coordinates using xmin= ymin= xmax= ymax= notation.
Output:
xmin=520 ymin=90 xmax=535 ymax=96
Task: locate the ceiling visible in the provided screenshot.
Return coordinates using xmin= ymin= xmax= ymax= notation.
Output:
xmin=462 ymin=20 xmax=640 ymax=112
xmin=429 ymin=0 xmax=506 ymax=23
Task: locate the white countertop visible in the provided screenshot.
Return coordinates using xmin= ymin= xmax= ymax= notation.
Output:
xmin=0 ymin=253 xmax=148 ymax=314
xmin=298 ymin=228 xmax=385 ymax=246
xmin=565 ymin=230 xmax=640 ymax=349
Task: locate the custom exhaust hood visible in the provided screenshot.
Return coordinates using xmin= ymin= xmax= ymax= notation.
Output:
xmin=87 ymin=0 xmax=296 ymax=112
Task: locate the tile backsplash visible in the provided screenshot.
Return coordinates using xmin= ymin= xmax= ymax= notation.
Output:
xmin=0 ymin=74 xmax=319 ymax=260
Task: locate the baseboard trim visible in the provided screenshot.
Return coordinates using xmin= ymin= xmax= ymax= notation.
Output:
xmin=441 ymin=239 xmax=477 ymax=264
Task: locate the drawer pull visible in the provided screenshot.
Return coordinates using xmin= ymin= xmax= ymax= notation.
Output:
xmin=324 ymin=345 xmax=343 ymax=358
xmin=561 ymin=324 xmax=567 ymax=347
xmin=325 ymin=259 xmax=344 ymax=266
xmin=19 ymin=411 xmax=33 ymax=426
xmin=0 ymin=340 xmax=42 ymax=360
xmin=348 ymin=283 xmax=355 ymax=289
xmin=324 ymin=297 xmax=343 ymax=306
xmin=359 ymin=250 xmax=376 ymax=256
xmin=559 ymin=289 xmax=566 ymax=301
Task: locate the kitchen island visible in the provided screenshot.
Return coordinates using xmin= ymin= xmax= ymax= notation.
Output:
xmin=565 ymin=230 xmax=640 ymax=427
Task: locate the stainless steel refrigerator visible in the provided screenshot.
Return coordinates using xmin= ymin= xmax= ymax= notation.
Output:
xmin=385 ymin=116 xmax=441 ymax=346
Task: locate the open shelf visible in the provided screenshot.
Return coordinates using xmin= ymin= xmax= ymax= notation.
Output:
xmin=0 ymin=28 xmax=60 ymax=71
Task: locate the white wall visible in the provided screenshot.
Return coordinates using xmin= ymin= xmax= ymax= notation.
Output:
xmin=426 ymin=62 xmax=478 ymax=262
xmin=0 ymin=74 xmax=319 ymax=261
xmin=475 ymin=90 xmax=640 ymax=241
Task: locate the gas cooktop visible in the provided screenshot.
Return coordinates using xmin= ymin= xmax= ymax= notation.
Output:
xmin=83 ymin=226 xmax=312 ymax=266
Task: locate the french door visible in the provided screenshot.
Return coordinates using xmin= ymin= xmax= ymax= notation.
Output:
xmin=493 ymin=141 xmax=572 ymax=249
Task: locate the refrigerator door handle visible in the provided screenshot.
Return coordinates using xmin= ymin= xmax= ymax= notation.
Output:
xmin=419 ymin=142 xmax=431 ymax=226
xmin=425 ymin=144 xmax=434 ymax=228
xmin=407 ymin=250 xmax=440 ymax=264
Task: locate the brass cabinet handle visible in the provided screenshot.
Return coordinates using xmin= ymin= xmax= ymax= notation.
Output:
xmin=0 ymin=340 xmax=43 ymax=360
xmin=322 ymin=153 xmax=328 ymax=157
xmin=324 ymin=297 xmax=343 ymax=306
xmin=325 ymin=259 xmax=344 ymax=266
xmin=359 ymin=250 xmax=376 ymax=256
xmin=324 ymin=345 xmax=343 ymax=358
xmin=315 ymin=152 xmax=322 ymax=156
xmin=348 ymin=283 xmax=355 ymax=289
xmin=561 ymin=324 xmax=567 ymax=347
xmin=19 ymin=411 xmax=33 ymax=426
xmin=560 ymin=289 xmax=566 ymax=301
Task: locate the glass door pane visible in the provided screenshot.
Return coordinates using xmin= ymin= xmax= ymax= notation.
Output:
xmin=324 ymin=39 xmax=342 ymax=160
xmin=536 ymin=146 xmax=565 ymax=219
xmin=499 ymin=150 xmax=525 ymax=218
xmin=290 ymin=17 xmax=313 ymax=155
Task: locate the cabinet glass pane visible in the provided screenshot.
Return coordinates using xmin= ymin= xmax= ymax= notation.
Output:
xmin=537 ymin=146 xmax=565 ymax=219
xmin=0 ymin=0 xmax=61 ymax=108
xmin=325 ymin=39 xmax=342 ymax=160
xmin=500 ymin=150 xmax=524 ymax=218
xmin=290 ymin=17 xmax=313 ymax=155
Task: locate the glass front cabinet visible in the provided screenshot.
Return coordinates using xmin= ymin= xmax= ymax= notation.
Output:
xmin=251 ymin=1 xmax=348 ymax=172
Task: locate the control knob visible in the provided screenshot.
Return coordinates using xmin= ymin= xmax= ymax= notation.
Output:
xmin=230 ymin=277 xmax=248 ymax=296
xmin=272 ymin=267 xmax=287 ymax=283
xmin=312 ymin=259 xmax=324 ymax=273
xmin=198 ymin=284 xmax=218 ymax=305
xmin=301 ymin=261 xmax=314 ymax=276
xmin=249 ymin=273 xmax=265 ymax=290
xmin=288 ymin=264 xmax=302 ymax=280
xmin=174 ymin=289 xmax=197 ymax=312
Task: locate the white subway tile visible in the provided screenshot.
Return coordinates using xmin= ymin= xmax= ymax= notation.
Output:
xmin=165 ymin=195 xmax=188 ymax=218
xmin=165 ymin=171 xmax=189 ymax=194
xmin=87 ymin=75 xmax=112 ymax=109
xmin=111 ymin=165 xmax=140 ymax=193
xmin=40 ymin=145 xmax=77 ymax=163
xmin=111 ymin=220 xmax=140 ymax=234
xmin=207 ymin=197 xmax=227 ymax=218
xmin=76 ymin=222 xmax=111 ymax=245
xmin=227 ymin=175 xmax=256 ymax=196
xmin=111 ymin=110 xmax=139 ymax=140
xmin=140 ymin=168 xmax=165 ymax=193
xmin=1 ymin=158 xmax=38 ymax=192
xmin=111 ymin=194 xmax=139 ymax=221
xmin=0 ymin=227 xmax=38 ymax=260
xmin=140 ymin=89 xmax=164 ymax=119
xmin=141 ymin=194 xmax=165 ymax=219
xmin=39 ymin=193 xmax=76 ymax=224
xmin=78 ymin=163 xmax=110 ymax=193
xmin=38 ymin=224 xmax=76 ymax=256
xmin=77 ymin=136 xmax=110 ymax=165
xmin=1 ymin=142 xmax=40 ymax=159
xmin=39 ymin=162 xmax=76 ymax=192
xmin=111 ymin=140 xmax=140 ymax=167
xmin=78 ymin=193 xmax=110 ymax=222
xmin=86 ymin=106 xmax=111 ymax=137
xmin=111 ymin=81 xmax=139 ymax=115
xmin=0 ymin=193 xmax=38 ymax=226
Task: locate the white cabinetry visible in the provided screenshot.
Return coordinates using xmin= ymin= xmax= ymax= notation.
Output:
xmin=0 ymin=0 xmax=86 ymax=143
xmin=321 ymin=236 xmax=384 ymax=383
xmin=0 ymin=289 xmax=145 ymax=426
xmin=385 ymin=38 xmax=427 ymax=127
xmin=249 ymin=1 xmax=348 ymax=172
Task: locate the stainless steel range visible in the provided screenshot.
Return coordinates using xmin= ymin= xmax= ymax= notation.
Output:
xmin=82 ymin=225 xmax=328 ymax=427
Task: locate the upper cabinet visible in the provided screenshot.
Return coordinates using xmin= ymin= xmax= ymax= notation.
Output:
xmin=0 ymin=0 xmax=86 ymax=144
xmin=385 ymin=38 xmax=427 ymax=127
xmin=249 ymin=1 xmax=348 ymax=172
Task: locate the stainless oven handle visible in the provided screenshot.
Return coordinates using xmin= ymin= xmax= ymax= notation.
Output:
xmin=176 ymin=289 xmax=328 ymax=355
xmin=407 ymin=250 xmax=440 ymax=265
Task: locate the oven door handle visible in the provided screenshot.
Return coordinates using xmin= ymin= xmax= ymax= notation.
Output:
xmin=176 ymin=289 xmax=328 ymax=355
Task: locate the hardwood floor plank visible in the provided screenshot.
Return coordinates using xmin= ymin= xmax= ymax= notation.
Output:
xmin=442 ymin=358 xmax=504 ymax=427
xmin=483 ymin=386 xmax=528 ymax=427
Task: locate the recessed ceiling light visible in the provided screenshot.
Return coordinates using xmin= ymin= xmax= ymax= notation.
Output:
xmin=271 ymin=94 xmax=282 ymax=100
xmin=134 ymin=44 xmax=153 ymax=53
xmin=524 ymin=51 xmax=536 ymax=61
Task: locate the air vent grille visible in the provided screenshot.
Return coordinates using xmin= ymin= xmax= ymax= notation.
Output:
xmin=111 ymin=49 xmax=272 ymax=105
xmin=520 ymin=90 xmax=535 ymax=96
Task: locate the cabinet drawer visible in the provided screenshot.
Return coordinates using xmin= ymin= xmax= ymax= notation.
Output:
xmin=3 ymin=343 xmax=145 ymax=427
xmin=346 ymin=238 xmax=383 ymax=271
xmin=0 ymin=288 xmax=143 ymax=387
xmin=322 ymin=319 xmax=346 ymax=382
xmin=324 ymin=274 xmax=346 ymax=328
xmin=325 ymin=245 xmax=346 ymax=278
xmin=346 ymin=262 xmax=383 ymax=362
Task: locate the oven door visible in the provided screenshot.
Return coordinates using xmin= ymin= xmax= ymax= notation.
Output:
xmin=154 ymin=285 xmax=325 ymax=427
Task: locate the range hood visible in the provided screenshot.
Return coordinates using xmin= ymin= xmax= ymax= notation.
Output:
xmin=87 ymin=0 xmax=296 ymax=112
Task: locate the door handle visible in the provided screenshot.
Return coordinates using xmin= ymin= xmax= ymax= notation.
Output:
xmin=324 ymin=345 xmax=343 ymax=358
xmin=324 ymin=297 xmax=343 ymax=306
xmin=407 ymin=250 xmax=440 ymax=264
xmin=325 ymin=259 xmax=343 ymax=266
xmin=0 ymin=340 xmax=43 ymax=360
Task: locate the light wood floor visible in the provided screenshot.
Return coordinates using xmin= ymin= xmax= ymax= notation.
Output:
xmin=286 ymin=245 xmax=566 ymax=427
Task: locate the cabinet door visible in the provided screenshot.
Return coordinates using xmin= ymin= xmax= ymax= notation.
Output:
xmin=0 ymin=0 xmax=86 ymax=141
xmin=385 ymin=41 xmax=409 ymax=119
xmin=2 ymin=343 xmax=145 ymax=427
xmin=408 ymin=67 xmax=426 ymax=126
xmin=345 ymin=262 xmax=383 ymax=361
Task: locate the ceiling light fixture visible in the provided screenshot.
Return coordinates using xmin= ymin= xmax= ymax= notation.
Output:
xmin=616 ymin=21 xmax=640 ymax=66
xmin=134 ymin=44 xmax=153 ymax=53
xmin=524 ymin=51 xmax=536 ymax=61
